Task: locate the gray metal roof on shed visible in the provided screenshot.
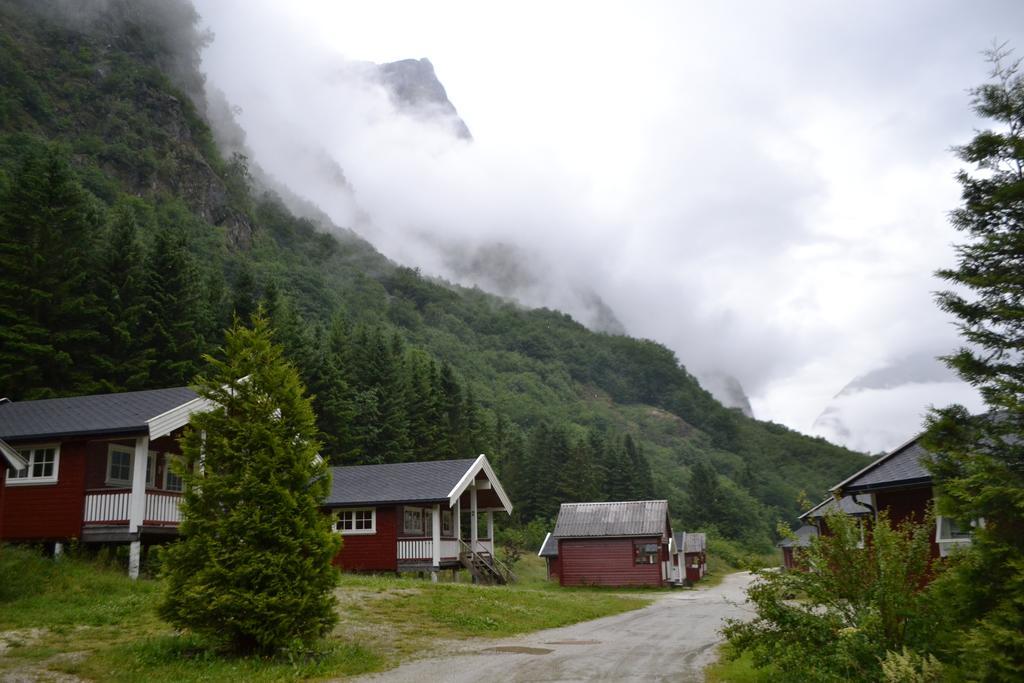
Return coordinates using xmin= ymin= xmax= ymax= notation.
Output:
xmin=324 ymin=459 xmax=477 ymax=506
xmin=833 ymin=437 xmax=932 ymax=494
xmin=778 ymin=524 xmax=818 ymax=548
xmin=682 ymin=532 xmax=706 ymax=553
xmin=799 ymin=495 xmax=873 ymax=520
xmin=552 ymin=500 xmax=669 ymax=538
xmin=538 ymin=532 xmax=559 ymax=557
xmin=0 ymin=387 xmax=199 ymax=442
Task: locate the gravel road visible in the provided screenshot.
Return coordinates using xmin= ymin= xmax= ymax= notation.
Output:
xmin=354 ymin=571 xmax=756 ymax=682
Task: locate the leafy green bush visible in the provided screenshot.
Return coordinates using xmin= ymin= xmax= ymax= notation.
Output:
xmin=722 ymin=510 xmax=947 ymax=682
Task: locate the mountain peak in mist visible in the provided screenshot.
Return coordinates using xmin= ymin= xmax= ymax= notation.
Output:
xmin=376 ymin=58 xmax=472 ymax=140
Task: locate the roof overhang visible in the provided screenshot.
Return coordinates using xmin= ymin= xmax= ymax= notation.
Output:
xmin=0 ymin=437 xmax=27 ymax=470
xmin=147 ymin=395 xmax=214 ymax=440
xmin=840 ymin=477 xmax=933 ymax=496
xmin=447 ymin=454 xmax=513 ymax=514
xmin=538 ymin=532 xmax=552 ymax=557
xmin=830 ymin=434 xmax=923 ymax=495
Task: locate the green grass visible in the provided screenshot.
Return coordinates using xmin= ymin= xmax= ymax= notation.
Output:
xmin=0 ymin=546 xmax=650 ymax=681
xmin=705 ymin=644 xmax=778 ymax=682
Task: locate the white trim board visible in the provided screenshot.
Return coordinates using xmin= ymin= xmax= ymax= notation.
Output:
xmin=446 ymin=454 xmax=513 ymax=514
xmin=0 ymin=437 xmax=27 ymax=470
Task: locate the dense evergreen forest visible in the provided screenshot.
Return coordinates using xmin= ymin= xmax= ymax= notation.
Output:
xmin=0 ymin=0 xmax=867 ymax=550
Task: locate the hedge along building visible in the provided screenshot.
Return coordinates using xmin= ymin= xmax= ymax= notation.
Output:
xmin=544 ymin=500 xmax=673 ymax=587
xmin=0 ymin=387 xmax=211 ymax=578
xmin=322 ymin=455 xmax=514 ymax=583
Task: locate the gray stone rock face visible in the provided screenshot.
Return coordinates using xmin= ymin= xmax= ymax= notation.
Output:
xmin=377 ymin=58 xmax=472 ymax=140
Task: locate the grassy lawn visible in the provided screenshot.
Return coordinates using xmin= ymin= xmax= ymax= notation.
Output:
xmin=0 ymin=548 xmax=649 ymax=681
xmin=704 ymin=644 xmax=778 ymax=682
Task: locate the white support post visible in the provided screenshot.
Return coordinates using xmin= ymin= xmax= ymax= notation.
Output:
xmin=128 ymin=435 xmax=148 ymax=580
xmin=470 ymin=482 xmax=478 ymax=551
xmin=129 ymin=541 xmax=141 ymax=580
xmin=53 ymin=542 xmax=64 ymax=559
xmin=431 ymin=503 xmax=441 ymax=570
xmin=454 ymin=498 xmax=461 ymax=542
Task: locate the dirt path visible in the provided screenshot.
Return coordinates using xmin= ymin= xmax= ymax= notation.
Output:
xmin=352 ymin=571 xmax=756 ymax=682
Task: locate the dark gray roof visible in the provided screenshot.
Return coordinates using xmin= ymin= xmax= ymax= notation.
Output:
xmin=324 ymin=459 xmax=476 ymax=506
xmin=800 ymin=495 xmax=873 ymax=520
xmin=552 ymin=500 xmax=669 ymax=538
xmin=778 ymin=524 xmax=818 ymax=548
xmin=834 ymin=438 xmax=932 ymax=494
xmin=683 ymin=532 xmax=706 ymax=553
xmin=538 ymin=532 xmax=558 ymax=557
xmin=0 ymin=387 xmax=198 ymax=442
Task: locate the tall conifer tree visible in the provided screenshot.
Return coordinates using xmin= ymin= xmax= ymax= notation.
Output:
xmin=923 ymin=47 xmax=1024 ymax=678
xmin=159 ymin=312 xmax=339 ymax=654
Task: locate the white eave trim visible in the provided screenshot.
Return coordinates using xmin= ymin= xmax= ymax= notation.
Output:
xmin=0 ymin=438 xmax=27 ymax=470
xmin=147 ymin=395 xmax=215 ymax=440
xmin=538 ymin=531 xmax=551 ymax=557
xmin=447 ymin=454 xmax=514 ymax=514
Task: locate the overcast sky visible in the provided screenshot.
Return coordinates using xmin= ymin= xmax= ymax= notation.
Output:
xmin=192 ymin=0 xmax=1022 ymax=452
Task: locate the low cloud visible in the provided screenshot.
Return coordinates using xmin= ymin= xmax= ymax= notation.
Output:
xmin=192 ymin=0 xmax=1018 ymax=449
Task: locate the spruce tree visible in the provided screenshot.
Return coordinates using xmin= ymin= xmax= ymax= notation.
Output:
xmin=0 ymin=141 xmax=107 ymax=398
xmin=922 ymin=46 xmax=1024 ymax=679
xmin=94 ymin=198 xmax=151 ymax=390
xmin=159 ymin=312 xmax=340 ymax=654
xmin=140 ymin=227 xmax=207 ymax=386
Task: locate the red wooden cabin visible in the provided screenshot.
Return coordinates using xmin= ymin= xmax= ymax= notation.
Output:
xmin=0 ymin=388 xmax=211 ymax=577
xmin=777 ymin=524 xmax=817 ymax=570
xmin=323 ymin=455 xmax=514 ymax=583
xmin=671 ymin=531 xmax=707 ymax=584
xmin=830 ymin=435 xmax=974 ymax=558
xmin=543 ymin=500 xmax=673 ymax=587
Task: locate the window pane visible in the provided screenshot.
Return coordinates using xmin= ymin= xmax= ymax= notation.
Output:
xmin=110 ymin=450 xmax=131 ymax=482
xmin=166 ymin=471 xmax=183 ymax=492
xmin=404 ymin=508 xmax=422 ymax=534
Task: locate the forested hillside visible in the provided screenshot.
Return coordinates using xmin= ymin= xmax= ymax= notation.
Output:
xmin=0 ymin=0 xmax=867 ymax=550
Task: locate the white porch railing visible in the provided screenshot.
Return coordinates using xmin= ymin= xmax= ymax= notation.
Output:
xmin=145 ymin=491 xmax=182 ymax=524
xmin=84 ymin=491 xmax=130 ymax=523
xmin=397 ymin=538 xmax=477 ymax=561
xmin=84 ymin=491 xmax=182 ymax=525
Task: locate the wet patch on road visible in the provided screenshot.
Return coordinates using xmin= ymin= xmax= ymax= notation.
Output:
xmin=479 ymin=646 xmax=554 ymax=655
xmin=544 ymin=640 xmax=601 ymax=645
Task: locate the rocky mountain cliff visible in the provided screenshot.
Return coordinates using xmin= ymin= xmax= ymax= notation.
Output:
xmin=0 ymin=0 xmax=869 ymax=548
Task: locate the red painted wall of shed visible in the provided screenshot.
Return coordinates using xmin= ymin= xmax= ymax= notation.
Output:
xmin=558 ymin=537 xmax=664 ymax=587
xmin=332 ymin=505 xmax=398 ymax=572
xmin=546 ymin=555 xmax=561 ymax=580
xmin=1 ymin=440 xmax=87 ymax=540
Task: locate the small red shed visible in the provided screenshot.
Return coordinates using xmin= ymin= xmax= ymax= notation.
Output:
xmin=546 ymin=500 xmax=673 ymax=588
xmin=671 ymin=531 xmax=707 ymax=583
xmin=777 ymin=524 xmax=817 ymax=570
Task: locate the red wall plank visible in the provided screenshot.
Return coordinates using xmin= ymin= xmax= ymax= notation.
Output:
xmin=559 ymin=537 xmax=664 ymax=587
xmin=332 ymin=505 xmax=398 ymax=572
xmin=1 ymin=440 xmax=87 ymax=540
xmin=875 ymin=486 xmax=939 ymax=557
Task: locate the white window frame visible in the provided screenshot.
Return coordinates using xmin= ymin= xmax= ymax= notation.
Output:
xmin=6 ymin=444 xmax=60 ymax=486
xmin=403 ymin=507 xmax=424 ymax=535
xmin=936 ymin=515 xmax=977 ymax=557
xmin=335 ymin=508 xmax=376 ymax=535
xmin=163 ymin=454 xmax=184 ymax=492
xmin=442 ymin=510 xmax=453 ymax=536
xmin=106 ymin=444 xmax=155 ymax=488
